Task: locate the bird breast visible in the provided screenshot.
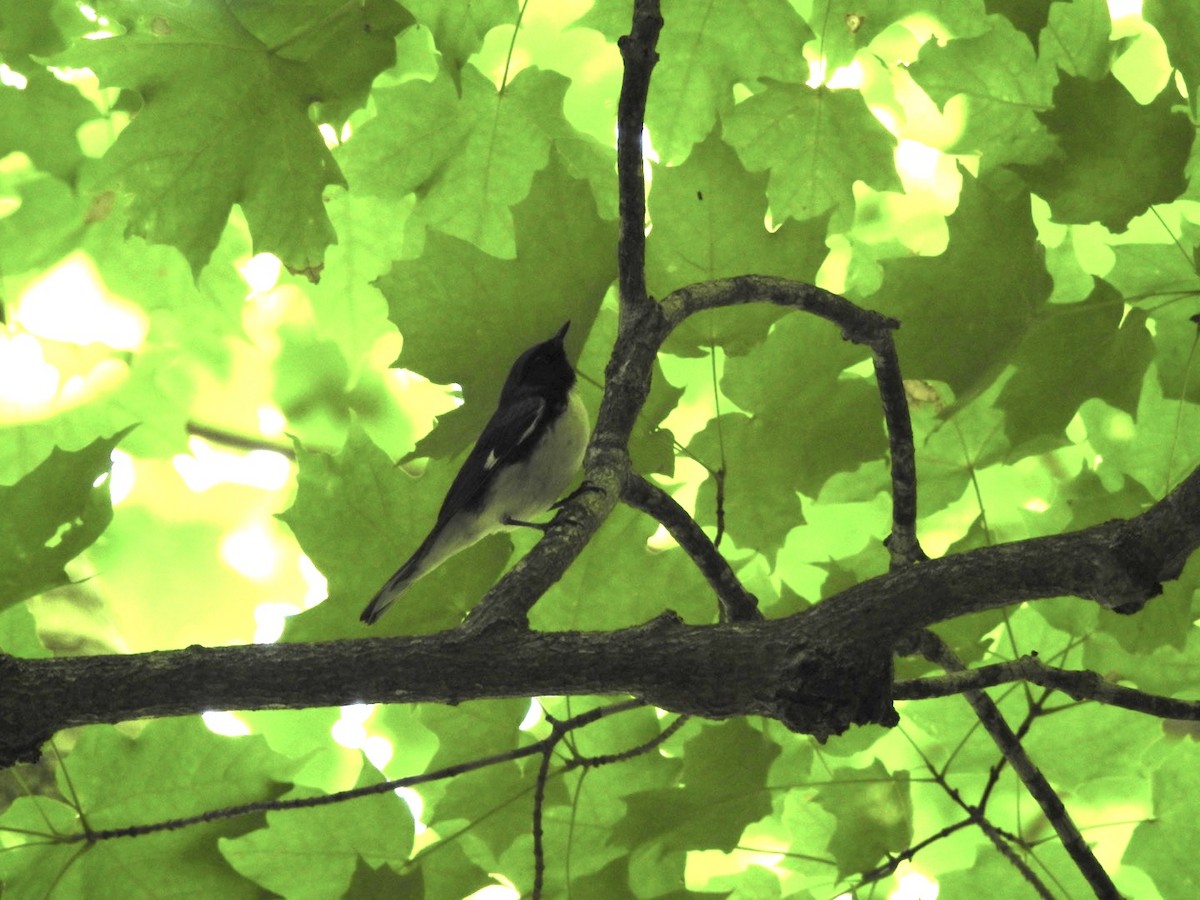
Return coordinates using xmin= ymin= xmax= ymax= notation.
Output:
xmin=485 ymin=388 xmax=589 ymax=530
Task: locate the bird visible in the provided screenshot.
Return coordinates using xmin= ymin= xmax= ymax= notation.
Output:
xmin=360 ymin=321 xmax=590 ymax=625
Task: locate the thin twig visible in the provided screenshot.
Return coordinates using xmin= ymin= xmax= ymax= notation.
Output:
xmin=896 ymin=653 xmax=1200 ymax=720
xmin=532 ymin=742 xmax=554 ymax=899
xmin=565 ymin=712 xmax=688 ymax=770
xmin=531 ymin=709 xmax=689 ymax=897
xmin=186 ymin=421 xmax=298 ymax=459
xmin=917 ymin=632 xmax=1121 ymax=900
xmin=54 ymin=698 xmax=646 ymax=844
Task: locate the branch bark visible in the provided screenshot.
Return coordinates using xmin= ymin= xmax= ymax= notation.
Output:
xmin=5 ymin=462 xmax=1199 ymax=766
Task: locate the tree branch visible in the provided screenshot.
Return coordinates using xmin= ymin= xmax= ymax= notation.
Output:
xmin=895 ymin=653 xmax=1200 ymax=719
xmin=659 ymin=275 xmax=926 ymax=567
xmin=615 ymin=0 xmax=661 ymax=315
xmin=917 ymin=632 xmax=1121 ymax=900
xmin=5 ymin=463 xmax=1199 ymax=765
xmin=619 ymin=471 xmax=761 ymax=622
xmin=46 ymin=698 xmax=646 ymax=844
xmin=462 ymin=0 xmax=668 ymax=634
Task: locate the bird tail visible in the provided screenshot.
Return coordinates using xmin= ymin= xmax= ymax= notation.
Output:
xmin=359 ymin=538 xmax=435 ymax=625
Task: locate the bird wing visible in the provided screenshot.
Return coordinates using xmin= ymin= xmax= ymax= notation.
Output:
xmin=433 ymin=394 xmax=547 ymax=528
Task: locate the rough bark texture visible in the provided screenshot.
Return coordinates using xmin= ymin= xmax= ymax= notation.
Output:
xmin=4 ymin=463 xmax=1196 ymax=767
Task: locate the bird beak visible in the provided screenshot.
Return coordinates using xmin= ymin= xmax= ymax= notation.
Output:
xmin=555 ymin=321 xmax=570 ymax=342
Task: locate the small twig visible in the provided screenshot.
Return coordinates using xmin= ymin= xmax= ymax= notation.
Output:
xmin=51 ymin=698 xmax=646 ymax=845
xmin=186 ymin=421 xmax=297 ymax=459
xmin=980 ymin=819 xmax=1056 ymax=900
xmin=895 ymin=654 xmax=1200 ymax=720
xmin=917 ymin=632 xmax=1121 ymax=900
xmin=531 ymin=741 xmax=554 ymax=899
xmin=564 ymin=712 xmax=688 ymax=770
xmin=530 ymin=709 xmax=689 ymax=897
xmin=855 ymin=817 xmax=975 ymax=887
xmin=620 ymin=472 xmax=760 ymax=622
xmin=870 ymin=723 xmax=1054 ymax=898
xmin=706 ymin=340 xmax=729 ymax=549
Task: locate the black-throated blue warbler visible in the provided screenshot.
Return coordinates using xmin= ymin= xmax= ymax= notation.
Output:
xmin=360 ymin=321 xmax=589 ymax=624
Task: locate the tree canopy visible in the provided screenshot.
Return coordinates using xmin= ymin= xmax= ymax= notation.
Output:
xmin=2 ymin=0 xmax=1200 ymax=897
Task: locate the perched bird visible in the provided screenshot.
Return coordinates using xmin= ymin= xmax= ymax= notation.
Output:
xmin=360 ymin=321 xmax=590 ymax=625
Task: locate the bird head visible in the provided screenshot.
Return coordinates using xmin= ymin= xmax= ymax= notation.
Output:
xmin=499 ymin=321 xmax=576 ymax=401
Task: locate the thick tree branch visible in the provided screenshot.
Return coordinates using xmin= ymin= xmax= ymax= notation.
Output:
xmin=5 ymin=463 xmax=1199 ymax=766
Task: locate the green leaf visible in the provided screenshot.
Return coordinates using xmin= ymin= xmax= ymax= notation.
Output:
xmin=1096 ymin=551 xmax=1200 ymax=654
xmin=415 ymin=700 xmax=531 ymax=874
xmin=814 ymin=759 xmax=912 ymax=877
xmin=1143 ymin=0 xmax=1200 ymax=107
xmin=580 ymin=0 xmax=813 ymax=164
xmin=908 ymin=14 xmax=1058 ymax=168
xmin=343 ymin=64 xmax=611 ymax=259
xmin=534 ymin=503 xmax=717 ymax=630
xmin=616 ymin=719 xmax=780 ymax=853
xmin=1103 ymin=239 xmax=1200 ymax=403
xmin=0 ymin=719 xmax=294 ymax=899
xmin=1125 ymin=820 xmax=1200 ymax=900
xmin=0 ymin=175 xmax=87 ymax=279
xmin=534 ymin=703 xmax=685 ymax=893
xmin=0 ymin=796 xmax=92 ymax=900
xmin=376 ymin=157 xmax=615 ymax=460
xmin=986 ymin=0 xmax=1052 ymax=47
xmin=873 ymin=169 xmax=1052 ymax=396
xmin=724 ymin=82 xmax=899 ymax=225
xmin=0 ymin=0 xmax=83 ymax=57
xmin=338 ymin=66 xmax=473 ymax=203
xmin=64 ymin=0 xmax=407 ymax=277
xmin=647 ymin=133 xmax=831 ymax=356
xmin=686 ymin=313 xmax=886 ymax=557
xmin=0 ymin=427 xmax=132 ymax=613
xmin=0 ymin=66 xmax=96 ymax=183
xmin=1019 ymin=74 xmax=1193 ymax=232
xmin=1040 ymin=0 xmax=1113 ymax=80
xmin=1081 ymin=367 xmax=1200 ymax=497
xmin=404 ymin=0 xmax=517 ymax=77
xmin=912 ymin=381 xmax=1009 ymax=517
xmin=998 ymin=280 xmax=1154 ymax=446
xmin=688 ymin=414 xmax=805 ymax=560
xmin=220 ymin=765 xmax=414 ymax=899
xmin=0 ymin=602 xmax=47 ymax=658
xmin=804 ymin=0 xmax=990 ymax=71
xmin=231 ymin=0 xmax=412 ymax=127
xmin=1022 ymin=700 xmax=1162 ymax=790
xmin=279 ymin=425 xmax=511 ymax=639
